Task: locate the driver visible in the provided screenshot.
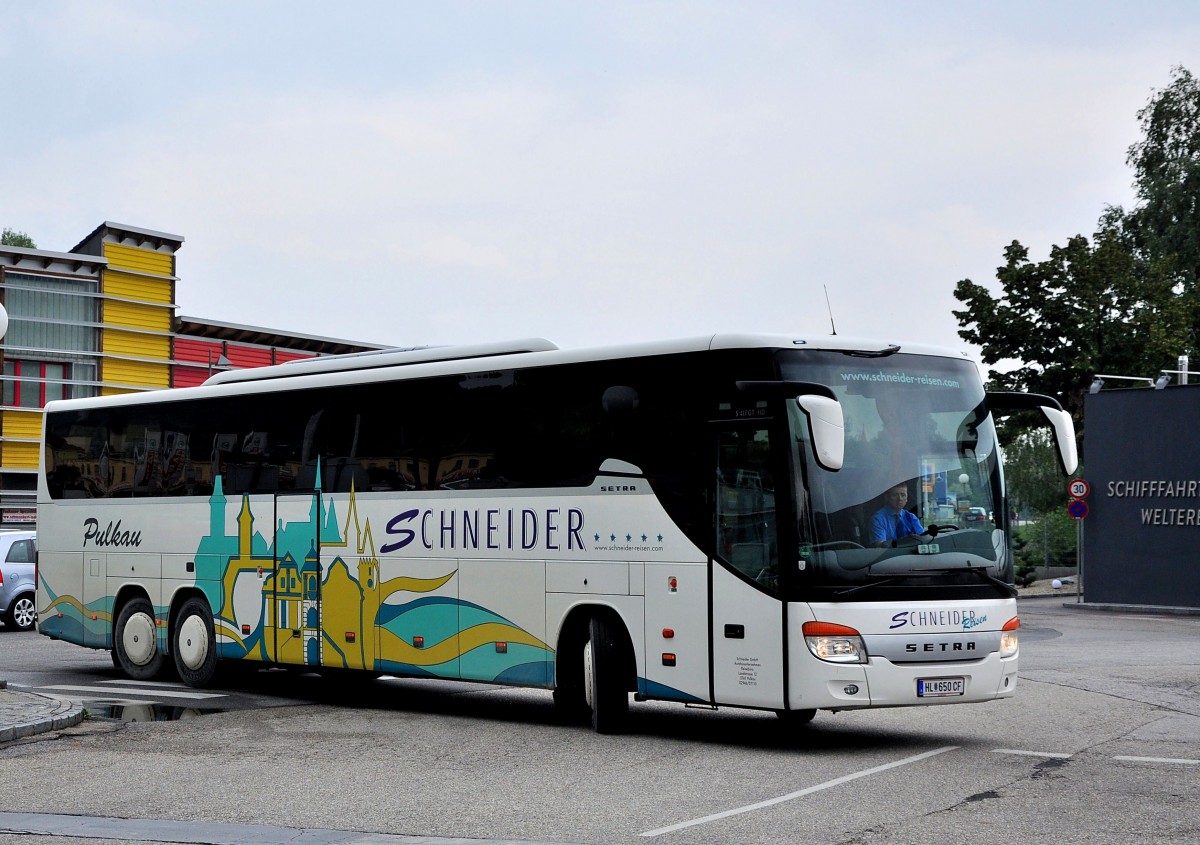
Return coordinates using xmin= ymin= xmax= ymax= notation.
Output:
xmin=871 ymin=484 xmax=931 ymax=547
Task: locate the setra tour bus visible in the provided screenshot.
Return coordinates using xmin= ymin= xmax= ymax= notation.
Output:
xmin=35 ymin=334 xmax=1076 ymax=733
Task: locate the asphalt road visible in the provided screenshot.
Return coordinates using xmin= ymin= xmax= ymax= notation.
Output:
xmin=0 ymin=598 xmax=1197 ymax=845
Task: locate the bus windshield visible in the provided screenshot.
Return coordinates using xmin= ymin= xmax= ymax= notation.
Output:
xmin=779 ymin=350 xmax=1009 ymax=592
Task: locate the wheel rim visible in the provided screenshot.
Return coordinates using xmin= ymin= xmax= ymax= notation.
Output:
xmin=583 ymin=639 xmax=595 ymax=710
xmin=13 ymin=597 xmax=35 ymax=629
xmin=122 ymin=612 xmax=158 ymax=666
xmin=177 ymin=614 xmax=210 ymax=671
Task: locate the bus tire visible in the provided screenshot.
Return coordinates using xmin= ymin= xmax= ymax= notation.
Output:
xmin=584 ymin=615 xmax=629 ymax=734
xmin=172 ymin=596 xmax=217 ymax=688
xmin=114 ymin=596 xmax=165 ymax=681
xmin=776 ymin=708 xmax=817 ymax=726
xmin=552 ymin=621 xmax=589 ymax=724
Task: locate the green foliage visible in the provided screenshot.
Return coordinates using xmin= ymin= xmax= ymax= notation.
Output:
xmin=1013 ymin=510 xmax=1079 ymax=578
xmin=1124 ymin=65 xmax=1200 ymax=313
xmin=1013 ymin=549 xmax=1039 ymax=588
xmin=1004 ymin=430 xmax=1075 ymax=514
xmin=954 ymin=229 xmax=1189 ymax=432
xmin=1 ymin=228 xmax=36 ymax=248
xmin=954 ymin=65 xmax=1200 ymax=441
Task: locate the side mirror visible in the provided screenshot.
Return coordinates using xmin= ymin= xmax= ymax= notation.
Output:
xmin=986 ymin=392 xmax=1078 ymax=475
xmin=1038 ymin=405 xmax=1079 ymax=475
xmin=796 ymin=395 xmax=844 ymax=472
xmin=734 ymin=380 xmax=845 ymax=472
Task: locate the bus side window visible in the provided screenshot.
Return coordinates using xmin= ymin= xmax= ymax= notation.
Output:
xmin=715 ymin=427 xmax=778 ymax=590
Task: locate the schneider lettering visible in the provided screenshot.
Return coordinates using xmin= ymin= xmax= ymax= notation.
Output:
xmin=82 ymin=517 xmax=143 ymax=548
xmin=381 ymin=506 xmax=585 ymax=554
xmin=889 ymin=608 xmax=984 ymax=630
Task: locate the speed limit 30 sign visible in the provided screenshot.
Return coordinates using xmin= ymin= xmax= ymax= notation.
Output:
xmin=1068 ymin=479 xmax=1090 ymax=499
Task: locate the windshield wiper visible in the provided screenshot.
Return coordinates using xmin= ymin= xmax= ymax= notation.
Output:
xmin=910 ymin=565 xmax=1018 ymax=598
xmin=842 ymin=344 xmax=901 ymax=358
xmin=834 ymin=565 xmax=1017 ymax=599
xmin=835 ymin=575 xmax=899 ymax=597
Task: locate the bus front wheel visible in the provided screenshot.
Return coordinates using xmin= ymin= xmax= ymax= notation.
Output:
xmin=114 ymin=597 xmax=166 ymax=681
xmin=584 ymin=615 xmax=629 ymax=734
xmin=172 ymin=596 xmax=217 ymax=688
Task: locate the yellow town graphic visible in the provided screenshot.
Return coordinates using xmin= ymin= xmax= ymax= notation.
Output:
xmin=211 ymin=480 xmax=549 ymax=676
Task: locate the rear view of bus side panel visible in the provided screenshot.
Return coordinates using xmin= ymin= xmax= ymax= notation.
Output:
xmin=36 ymin=551 xmax=88 ymax=645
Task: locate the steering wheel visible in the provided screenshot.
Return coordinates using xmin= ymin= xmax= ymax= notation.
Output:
xmin=927 ymin=523 xmax=960 ymax=536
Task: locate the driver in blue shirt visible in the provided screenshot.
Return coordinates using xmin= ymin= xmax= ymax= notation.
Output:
xmin=871 ymin=484 xmax=930 ymax=546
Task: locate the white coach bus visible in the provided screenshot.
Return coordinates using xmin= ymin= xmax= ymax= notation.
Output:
xmin=35 ymin=334 xmax=1076 ymax=732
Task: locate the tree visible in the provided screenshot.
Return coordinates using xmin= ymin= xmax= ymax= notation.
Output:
xmin=1124 ymin=68 xmax=1200 ymax=282
xmin=1 ymin=228 xmax=36 ymax=248
xmin=1003 ymin=429 xmax=1070 ymax=516
xmin=954 ymin=228 xmax=1189 ymax=429
xmin=954 ymin=66 xmax=1200 ymax=438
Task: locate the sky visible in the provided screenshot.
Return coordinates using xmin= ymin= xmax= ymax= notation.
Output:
xmin=3 ymin=1 xmax=1200 ymax=355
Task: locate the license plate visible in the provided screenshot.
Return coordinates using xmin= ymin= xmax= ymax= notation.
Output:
xmin=917 ymin=676 xmax=965 ymax=697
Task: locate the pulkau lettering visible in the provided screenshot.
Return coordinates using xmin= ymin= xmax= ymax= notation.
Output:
xmin=82 ymin=517 xmax=143 ymax=548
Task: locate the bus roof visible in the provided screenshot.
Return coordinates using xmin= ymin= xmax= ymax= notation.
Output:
xmin=44 ymin=333 xmax=975 ymax=414
xmin=202 ymin=333 xmax=971 ymax=386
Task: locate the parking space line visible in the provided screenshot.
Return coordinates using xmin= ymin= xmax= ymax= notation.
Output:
xmin=1114 ymin=755 xmax=1200 ymax=765
xmin=639 ymin=746 xmax=958 ymax=838
xmin=991 ymin=749 xmax=1072 ymax=758
xmin=40 ymin=685 xmax=226 ymax=700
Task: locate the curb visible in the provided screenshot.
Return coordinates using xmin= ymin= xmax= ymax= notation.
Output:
xmin=0 ymin=681 xmax=86 ymax=744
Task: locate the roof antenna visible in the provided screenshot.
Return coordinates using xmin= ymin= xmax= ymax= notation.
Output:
xmin=824 ymin=285 xmax=838 ymax=335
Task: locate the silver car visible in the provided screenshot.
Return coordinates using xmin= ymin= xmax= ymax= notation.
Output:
xmin=0 ymin=530 xmax=37 ymax=631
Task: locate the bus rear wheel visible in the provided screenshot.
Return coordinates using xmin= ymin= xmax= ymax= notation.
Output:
xmin=172 ymin=596 xmax=217 ymax=688
xmin=114 ymin=597 xmax=166 ymax=681
xmin=584 ymin=615 xmax=629 ymax=734
xmin=776 ymin=708 xmax=817 ymax=726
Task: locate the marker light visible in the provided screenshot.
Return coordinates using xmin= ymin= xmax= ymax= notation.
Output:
xmin=1000 ymin=616 xmax=1019 ymax=658
xmin=803 ymin=621 xmax=868 ymax=664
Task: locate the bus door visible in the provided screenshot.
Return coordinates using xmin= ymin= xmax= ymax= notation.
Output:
xmin=710 ymin=424 xmax=786 ymax=709
xmin=272 ymin=493 xmax=322 ymax=668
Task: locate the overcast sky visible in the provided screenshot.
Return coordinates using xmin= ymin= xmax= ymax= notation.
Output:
xmin=3 ymin=1 xmax=1199 ymax=355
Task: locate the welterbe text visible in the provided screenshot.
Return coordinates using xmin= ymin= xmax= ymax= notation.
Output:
xmin=1140 ymin=508 xmax=1200 ymax=526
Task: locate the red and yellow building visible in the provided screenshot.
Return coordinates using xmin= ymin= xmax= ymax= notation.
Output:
xmin=0 ymin=222 xmax=384 ymax=525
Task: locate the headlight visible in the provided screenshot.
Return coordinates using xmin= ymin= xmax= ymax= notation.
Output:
xmin=999 ymin=616 xmax=1019 ymax=658
xmin=803 ymin=621 xmax=868 ymax=664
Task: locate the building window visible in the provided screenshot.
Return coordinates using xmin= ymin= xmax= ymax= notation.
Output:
xmin=3 ymin=360 xmax=69 ymax=407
